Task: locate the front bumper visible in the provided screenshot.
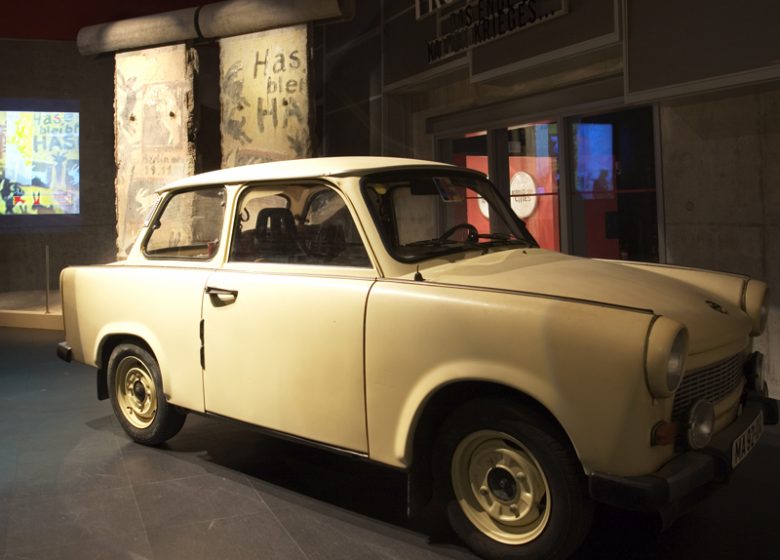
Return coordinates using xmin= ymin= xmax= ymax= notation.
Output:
xmin=589 ymin=391 xmax=778 ymax=518
xmin=57 ymin=341 xmax=72 ymax=362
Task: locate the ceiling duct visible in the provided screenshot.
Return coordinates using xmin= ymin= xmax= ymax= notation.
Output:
xmin=77 ymin=0 xmax=353 ymax=56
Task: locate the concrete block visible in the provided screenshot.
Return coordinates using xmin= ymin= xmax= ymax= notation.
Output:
xmin=114 ymin=45 xmax=196 ymax=258
xmin=764 ymin=225 xmax=780 ymax=397
xmin=759 ymin=89 xmax=780 ymax=227
xmin=661 ymin=96 xmax=764 ymax=227
xmin=766 ymin=309 xmax=779 ymax=399
xmin=219 ymin=26 xmax=311 ymax=167
xmin=665 ymin=224 xmax=764 ymax=278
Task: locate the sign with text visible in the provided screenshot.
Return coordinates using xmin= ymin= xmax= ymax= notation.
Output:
xmin=416 ymin=0 xmax=459 ymax=20
xmin=219 ymin=26 xmax=311 ymax=168
xmin=425 ymin=0 xmax=568 ymax=63
xmin=0 ymin=110 xmax=80 ymax=215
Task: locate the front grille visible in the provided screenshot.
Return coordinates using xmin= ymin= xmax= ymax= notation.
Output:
xmin=672 ymin=353 xmax=745 ymax=422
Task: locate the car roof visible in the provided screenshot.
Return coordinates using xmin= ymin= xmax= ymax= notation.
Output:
xmin=158 ymin=156 xmax=458 ymax=192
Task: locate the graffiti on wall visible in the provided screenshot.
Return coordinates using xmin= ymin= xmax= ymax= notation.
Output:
xmin=115 ymin=45 xmax=195 ymax=257
xmin=0 ymin=110 xmax=79 ymax=215
xmin=220 ymin=26 xmax=310 ymax=167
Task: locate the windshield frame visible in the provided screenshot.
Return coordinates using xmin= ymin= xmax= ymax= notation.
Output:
xmin=360 ymin=168 xmax=538 ymax=264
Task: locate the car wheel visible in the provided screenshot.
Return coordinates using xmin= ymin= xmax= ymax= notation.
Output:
xmin=107 ymin=343 xmax=186 ymax=445
xmin=433 ymin=399 xmax=592 ymax=560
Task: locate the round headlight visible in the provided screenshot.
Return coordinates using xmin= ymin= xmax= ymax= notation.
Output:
xmin=687 ymin=399 xmax=715 ymax=449
xmin=646 ymin=317 xmax=689 ymax=398
xmin=743 ymin=280 xmax=769 ymax=336
xmin=666 ymin=329 xmax=687 ymax=393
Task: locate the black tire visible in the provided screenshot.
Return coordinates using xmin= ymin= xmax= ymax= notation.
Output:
xmin=107 ymin=343 xmax=186 ymax=445
xmin=432 ymin=398 xmax=593 ymax=560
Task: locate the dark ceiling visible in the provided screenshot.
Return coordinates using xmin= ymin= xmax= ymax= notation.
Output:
xmin=4 ymin=1 xmax=207 ymax=41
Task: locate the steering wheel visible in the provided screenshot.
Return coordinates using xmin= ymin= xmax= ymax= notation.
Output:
xmin=439 ymin=223 xmax=479 ymax=243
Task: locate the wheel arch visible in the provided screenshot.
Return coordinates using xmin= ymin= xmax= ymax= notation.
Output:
xmin=96 ymin=333 xmax=158 ymax=401
xmin=406 ymin=380 xmax=577 ymax=518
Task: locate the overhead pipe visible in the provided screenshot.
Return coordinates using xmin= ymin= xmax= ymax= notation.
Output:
xmin=77 ymin=0 xmax=354 ymax=56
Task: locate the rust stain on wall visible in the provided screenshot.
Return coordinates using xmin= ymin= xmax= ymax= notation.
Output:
xmin=115 ymin=44 xmax=196 ymax=258
xmin=220 ymin=26 xmax=311 ymax=167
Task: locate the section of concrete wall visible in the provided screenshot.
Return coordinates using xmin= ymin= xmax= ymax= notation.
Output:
xmin=0 ymin=40 xmax=115 ymax=292
xmin=219 ymin=26 xmax=310 ymax=167
xmin=115 ymin=45 xmax=196 ymax=257
xmin=661 ymin=86 xmax=780 ymax=396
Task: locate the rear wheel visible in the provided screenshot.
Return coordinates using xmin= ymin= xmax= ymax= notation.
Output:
xmin=108 ymin=343 xmax=186 ymax=445
xmin=433 ymin=399 xmax=592 ymax=560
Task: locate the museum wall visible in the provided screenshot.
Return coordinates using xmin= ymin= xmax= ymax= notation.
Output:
xmin=318 ymin=0 xmax=383 ymax=156
xmin=625 ymin=0 xmax=780 ymax=101
xmin=0 ymin=40 xmax=116 ymax=292
xmin=661 ymin=85 xmax=780 ymax=395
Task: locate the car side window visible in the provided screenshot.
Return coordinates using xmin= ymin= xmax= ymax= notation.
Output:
xmin=144 ymin=187 xmax=225 ymax=260
xmin=301 ymin=189 xmax=371 ymax=267
xmin=230 ymin=191 xmax=289 ymax=262
xmin=230 ymin=185 xmax=371 ymax=267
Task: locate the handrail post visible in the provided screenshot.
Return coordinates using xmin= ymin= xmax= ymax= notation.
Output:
xmin=45 ymin=245 xmax=51 ymax=315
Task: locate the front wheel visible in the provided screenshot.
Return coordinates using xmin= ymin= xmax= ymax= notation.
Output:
xmin=433 ymin=399 xmax=592 ymax=560
xmin=107 ymin=343 xmax=186 ymax=445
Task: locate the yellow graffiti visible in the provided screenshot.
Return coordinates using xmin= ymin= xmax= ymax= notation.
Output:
xmin=10 ymin=112 xmax=34 ymax=167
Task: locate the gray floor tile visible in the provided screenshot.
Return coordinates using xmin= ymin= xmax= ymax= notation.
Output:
xmin=132 ymin=473 xmax=267 ymax=530
xmin=0 ymin=500 xmax=9 ymax=555
xmin=2 ymin=327 xmax=780 ymax=560
xmin=119 ymin=443 xmax=214 ymax=485
xmin=1 ymin=531 xmax=153 ymax=560
xmin=146 ymin=513 xmax=308 ymax=560
xmin=253 ymin=480 xmax=476 ymax=560
xmin=4 ymin=486 xmax=145 ymax=555
xmin=0 ymin=447 xmax=17 ymax=503
xmin=8 ymin=433 xmax=129 ymax=500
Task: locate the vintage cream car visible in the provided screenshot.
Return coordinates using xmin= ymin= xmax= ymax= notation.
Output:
xmin=58 ymin=157 xmax=777 ymax=560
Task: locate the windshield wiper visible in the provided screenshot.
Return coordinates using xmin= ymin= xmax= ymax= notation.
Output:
xmin=477 ymin=232 xmax=511 ymax=241
xmin=406 ymin=238 xmax=458 ymax=247
xmin=454 ymin=236 xmax=528 ymax=256
xmin=475 ymin=233 xmax=529 ymax=247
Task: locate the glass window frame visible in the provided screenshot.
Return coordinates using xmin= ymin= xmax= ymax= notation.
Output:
xmin=566 ymin=106 xmax=662 ymax=262
xmin=228 ymin=181 xmax=375 ymax=269
xmin=505 ymin=121 xmax=562 ymax=252
xmin=360 ymin=168 xmax=538 ymax=265
xmin=433 ymin=103 xmax=665 ymax=263
xmin=142 ymin=185 xmax=227 ymax=262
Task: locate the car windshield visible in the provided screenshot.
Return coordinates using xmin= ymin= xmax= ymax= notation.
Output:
xmin=362 ymin=170 xmax=536 ymax=263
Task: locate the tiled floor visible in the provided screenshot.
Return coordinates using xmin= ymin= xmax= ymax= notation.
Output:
xmin=1 ymin=327 xmax=778 ymax=559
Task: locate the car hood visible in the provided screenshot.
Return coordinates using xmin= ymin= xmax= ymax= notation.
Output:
xmin=422 ymin=249 xmax=750 ymax=355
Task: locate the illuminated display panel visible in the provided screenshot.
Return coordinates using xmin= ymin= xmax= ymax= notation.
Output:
xmin=0 ymin=100 xmax=80 ymax=216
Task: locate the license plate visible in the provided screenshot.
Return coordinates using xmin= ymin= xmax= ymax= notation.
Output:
xmin=731 ymin=410 xmax=763 ymax=468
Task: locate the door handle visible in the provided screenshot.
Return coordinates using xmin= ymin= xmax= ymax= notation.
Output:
xmin=206 ymin=286 xmax=238 ymax=305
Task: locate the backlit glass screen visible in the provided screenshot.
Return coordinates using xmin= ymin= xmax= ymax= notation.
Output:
xmin=0 ymin=109 xmax=79 ymax=215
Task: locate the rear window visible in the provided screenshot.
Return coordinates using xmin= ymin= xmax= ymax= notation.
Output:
xmin=144 ymin=187 xmax=226 ymax=260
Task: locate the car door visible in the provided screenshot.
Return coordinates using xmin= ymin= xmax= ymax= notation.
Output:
xmin=130 ymin=185 xmax=227 ymax=412
xmin=201 ymin=184 xmax=375 ymax=453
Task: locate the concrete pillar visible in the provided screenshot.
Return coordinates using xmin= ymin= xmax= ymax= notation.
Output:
xmin=661 ymin=87 xmax=780 ymax=397
xmin=114 ymin=45 xmax=196 ymax=257
xmin=219 ymin=25 xmax=311 ymax=166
